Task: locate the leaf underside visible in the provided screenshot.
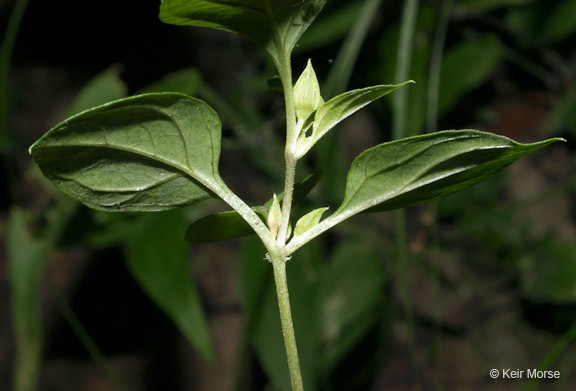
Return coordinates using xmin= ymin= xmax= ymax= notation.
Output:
xmin=30 ymin=93 xmax=224 ymax=212
xmin=337 ymin=130 xmax=562 ymax=217
xmin=159 ymin=0 xmax=327 ymax=62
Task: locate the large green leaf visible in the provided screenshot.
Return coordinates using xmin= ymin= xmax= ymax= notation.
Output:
xmin=337 ymin=130 xmax=562 ymax=217
xmin=126 ymin=210 xmax=216 ymax=361
xmin=296 ymin=82 xmax=413 ymax=157
xmin=159 ymin=0 xmax=327 ymax=63
xmin=30 ymin=93 xmax=226 ymax=212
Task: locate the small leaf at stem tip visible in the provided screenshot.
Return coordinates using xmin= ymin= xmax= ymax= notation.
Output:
xmin=294 ymin=207 xmax=329 ymax=237
xmin=296 ymin=80 xmax=414 ymax=158
xmin=294 ymin=60 xmax=324 ymax=123
xmin=268 ymin=194 xmax=282 ymax=240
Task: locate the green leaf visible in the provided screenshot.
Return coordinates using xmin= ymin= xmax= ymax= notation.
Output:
xmin=185 ymin=172 xmax=321 ymax=243
xmin=337 ymin=130 xmax=562 ymax=217
xmin=159 ymin=0 xmax=327 ymax=63
xmin=30 ymin=93 xmax=226 ymax=212
xmin=437 ymin=35 xmax=503 ymax=114
xmin=296 ymin=81 xmax=413 ymax=158
xmin=294 ymin=207 xmax=328 ymax=237
xmin=126 ymin=210 xmax=216 ymax=361
xmin=8 ymin=208 xmax=49 ymax=391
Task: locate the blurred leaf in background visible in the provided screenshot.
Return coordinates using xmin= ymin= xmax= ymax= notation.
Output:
xmin=8 ymin=208 xmax=49 ymax=391
xmin=126 ymin=209 xmax=216 ymax=361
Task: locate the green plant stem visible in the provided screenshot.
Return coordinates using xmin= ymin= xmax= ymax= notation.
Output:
xmin=0 ymin=0 xmax=30 ymax=140
xmin=426 ymin=2 xmax=452 ymax=389
xmin=426 ymin=0 xmax=453 ymax=134
xmin=393 ymin=0 xmax=420 ymax=386
xmin=270 ymin=252 xmax=304 ymax=391
xmin=393 ymin=0 xmax=419 ymax=140
xmin=276 ymin=58 xmax=297 ymax=246
xmin=261 ymin=3 xmax=304 ymax=389
xmin=216 ymin=182 xmax=277 ymax=251
xmin=324 ymin=0 xmax=383 ymax=98
xmin=264 ymin=0 xmax=298 ymax=246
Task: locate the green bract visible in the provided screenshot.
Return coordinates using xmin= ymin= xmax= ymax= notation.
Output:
xmin=294 ymin=60 xmax=323 ymax=123
xmin=295 ymin=81 xmax=415 ymax=158
xmin=268 ymin=194 xmax=282 ymax=240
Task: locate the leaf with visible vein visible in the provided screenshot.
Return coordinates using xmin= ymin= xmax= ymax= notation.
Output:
xmin=30 ymin=93 xmax=225 ymax=212
xmin=159 ymin=0 xmax=327 ymax=62
xmin=337 ymin=130 xmax=563 ymax=217
xmin=296 ymin=82 xmax=413 ymax=157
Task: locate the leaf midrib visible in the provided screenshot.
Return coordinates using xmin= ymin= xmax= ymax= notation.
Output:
xmin=337 ymin=136 xmax=510 ymax=215
xmin=34 ymin=142 xmax=219 ymax=196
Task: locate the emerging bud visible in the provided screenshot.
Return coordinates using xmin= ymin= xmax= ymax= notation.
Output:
xmin=294 ymin=59 xmax=324 ymax=122
xmin=267 ymin=194 xmax=282 ymax=239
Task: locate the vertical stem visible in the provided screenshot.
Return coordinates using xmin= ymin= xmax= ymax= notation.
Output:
xmin=393 ymin=0 xmax=419 ymax=140
xmin=276 ymin=56 xmax=297 ymax=246
xmin=0 ymin=0 xmax=31 ymax=139
xmin=270 ymin=254 xmax=304 ymax=391
xmin=426 ymin=2 xmax=452 ymax=389
xmin=262 ymin=3 xmax=304 ymax=388
xmin=392 ymin=0 xmax=420 ymax=385
xmin=426 ymin=0 xmax=453 ymax=134
xmin=264 ymin=0 xmax=298 ymax=246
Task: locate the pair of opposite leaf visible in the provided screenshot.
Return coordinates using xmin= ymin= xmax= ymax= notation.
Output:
xmin=28 ymin=64 xmax=562 ymax=248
